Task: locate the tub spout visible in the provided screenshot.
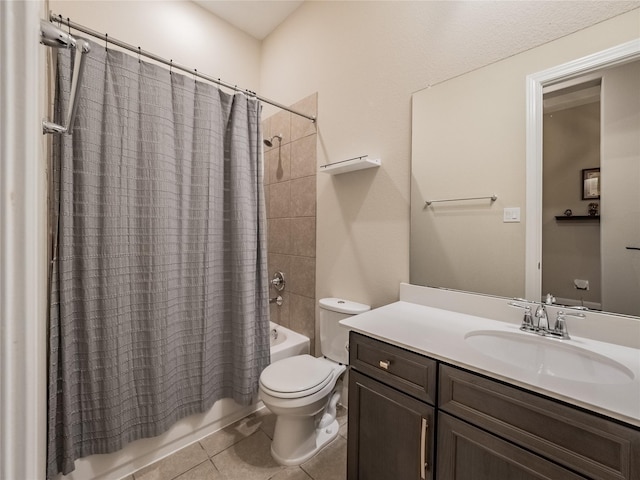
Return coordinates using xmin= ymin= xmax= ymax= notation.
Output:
xmin=270 ymin=296 xmax=283 ymax=306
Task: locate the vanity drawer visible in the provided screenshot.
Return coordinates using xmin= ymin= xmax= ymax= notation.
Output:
xmin=439 ymin=364 xmax=640 ymax=480
xmin=349 ymin=332 xmax=437 ymax=405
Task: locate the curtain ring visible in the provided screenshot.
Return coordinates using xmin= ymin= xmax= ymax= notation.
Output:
xmin=194 ymin=69 xmax=198 ymax=82
xmin=105 ymin=33 xmax=108 ymax=52
xmin=137 ymin=46 xmax=141 ymax=63
xmin=67 ymin=18 xmax=71 ymax=37
xmin=57 ymin=14 xmax=62 ymax=28
xmin=169 ymin=59 xmax=173 ymax=76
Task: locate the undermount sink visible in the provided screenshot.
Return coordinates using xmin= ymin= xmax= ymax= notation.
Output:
xmin=464 ymin=330 xmax=635 ymax=385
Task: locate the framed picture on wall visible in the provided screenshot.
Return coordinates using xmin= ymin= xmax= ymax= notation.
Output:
xmin=582 ymin=168 xmax=600 ymax=200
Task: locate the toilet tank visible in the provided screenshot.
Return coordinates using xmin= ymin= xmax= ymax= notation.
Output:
xmin=319 ymin=298 xmax=370 ymax=364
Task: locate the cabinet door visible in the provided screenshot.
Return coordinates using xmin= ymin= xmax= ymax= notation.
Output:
xmin=437 ymin=413 xmax=587 ymax=480
xmin=348 ymin=369 xmax=434 ymax=480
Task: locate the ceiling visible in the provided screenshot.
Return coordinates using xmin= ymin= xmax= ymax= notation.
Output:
xmin=193 ymin=1 xmax=305 ymax=40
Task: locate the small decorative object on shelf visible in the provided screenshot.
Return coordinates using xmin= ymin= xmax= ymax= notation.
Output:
xmin=588 ymin=202 xmax=599 ymax=216
xmin=564 ymin=209 xmax=572 ymax=217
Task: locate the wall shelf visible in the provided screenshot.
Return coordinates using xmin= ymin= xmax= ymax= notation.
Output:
xmin=319 ymin=155 xmax=381 ymax=175
xmin=555 ymin=215 xmax=600 ymax=221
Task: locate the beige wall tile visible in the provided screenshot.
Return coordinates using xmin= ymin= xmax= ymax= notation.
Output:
xmin=268 ymin=253 xmax=291 ymax=281
xmin=291 ymin=217 xmax=316 ymax=258
xmin=269 ymin=181 xmax=291 ymax=218
xmin=270 ymin=109 xmax=291 ymax=145
xmin=264 ymin=149 xmax=276 ymax=186
xmin=290 ymin=177 xmax=316 ymax=217
xmin=263 ymin=96 xmax=318 ymax=347
xmin=289 ymin=293 xmax=316 ymax=355
xmin=269 ymin=292 xmax=290 ymax=328
xmin=269 ymin=143 xmax=291 ymax=184
xmin=264 ymin=184 xmax=271 ymax=218
xmin=291 ymin=94 xmax=317 ymax=141
xmin=268 ymin=218 xmax=291 ymax=254
xmin=268 ymin=253 xmax=290 ymax=277
xmin=290 ymin=135 xmax=317 ymax=179
xmin=289 ymin=256 xmax=315 ymax=298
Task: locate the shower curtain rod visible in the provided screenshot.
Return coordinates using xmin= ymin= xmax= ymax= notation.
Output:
xmin=48 ymin=12 xmax=317 ymax=123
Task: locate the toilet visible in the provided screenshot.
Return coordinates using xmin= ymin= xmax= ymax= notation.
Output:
xmin=259 ymin=297 xmax=370 ymax=465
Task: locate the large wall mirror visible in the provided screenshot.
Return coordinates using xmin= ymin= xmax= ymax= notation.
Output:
xmin=410 ymin=14 xmax=640 ymax=317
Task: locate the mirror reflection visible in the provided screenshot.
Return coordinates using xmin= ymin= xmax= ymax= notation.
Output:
xmin=542 ymin=61 xmax=640 ymax=316
xmin=410 ymin=25 xmax=640 ymax=317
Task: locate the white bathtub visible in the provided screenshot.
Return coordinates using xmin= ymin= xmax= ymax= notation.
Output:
xmin=62 ymin=323 xmax=310 ymax=480
xmin=269 ymin=321 xmax=310 ymax=362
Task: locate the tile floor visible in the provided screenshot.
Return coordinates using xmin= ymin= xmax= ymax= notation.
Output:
xmin=127 ymin=406 xmax=348 ymax=480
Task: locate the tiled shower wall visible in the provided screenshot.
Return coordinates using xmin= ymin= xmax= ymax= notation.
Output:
xmin=262 ymin=93 xmax=318 ymax=354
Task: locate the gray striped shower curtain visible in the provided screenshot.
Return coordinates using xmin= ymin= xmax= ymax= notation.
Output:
xmin=47 ymin=39 xmax=270 ymax=477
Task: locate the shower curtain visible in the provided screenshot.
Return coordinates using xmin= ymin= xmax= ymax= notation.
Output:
xmin=47 ymin=39 xmax=270 ymax=477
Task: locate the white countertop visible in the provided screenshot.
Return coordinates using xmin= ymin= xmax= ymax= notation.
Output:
xmin=340 ymin=300 xmax=640 ymax=427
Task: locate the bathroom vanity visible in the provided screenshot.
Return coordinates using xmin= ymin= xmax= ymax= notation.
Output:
xmin=342 ymin=284 xmax=640 ymax=480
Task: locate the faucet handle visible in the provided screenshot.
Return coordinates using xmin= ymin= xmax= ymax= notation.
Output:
xmin=508 ymin=301 xmax=535 ymax=332
xmin=552 ymin=311 xmax=585 ymax=340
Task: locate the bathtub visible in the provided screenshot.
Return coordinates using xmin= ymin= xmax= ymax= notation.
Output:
xmin=269 ymin=321 xmax=310 ymax=362
xmin=63 ymin=323 xmax=310 ymax=480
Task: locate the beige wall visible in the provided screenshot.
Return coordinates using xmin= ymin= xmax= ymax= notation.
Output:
xmin=50 ymin=0 xmax=262 ymax=89
xmin=263 ymin=94 xmax=319 ymax=352
xmin=259 ymin=1 xmax=640 ymax=310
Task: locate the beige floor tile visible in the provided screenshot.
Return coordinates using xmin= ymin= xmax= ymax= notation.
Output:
xmin=258 ymin=411 xmax=277 ymax=439
xmin=300 ymin=436 xmax=347 ymax=480
xmin=336 ymin=405 xmax=348 ymax=427
xmin=200 ymin=410 xmax=273 ymax=457
xmin=269 ymin=466 xmax=313 ymax=480
xmin=338 ymin=421 xmax=348 ymax=440
xmin=173 ymin=460 xmax=226 ymax=480
xmin=134 ymin=443 xmax=208 ymax=480
xmin=212 ymin=430 xmax=284 ymax=480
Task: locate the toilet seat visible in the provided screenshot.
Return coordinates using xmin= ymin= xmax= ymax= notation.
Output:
xmin=260 ymin=355 xmax=334 ymax=399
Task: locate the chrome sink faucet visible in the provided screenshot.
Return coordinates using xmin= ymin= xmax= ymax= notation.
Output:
xmin=509 ymin=299 xmax=584 ymax=340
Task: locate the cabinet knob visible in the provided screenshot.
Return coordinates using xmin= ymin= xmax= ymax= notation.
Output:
xmin=379 ymin=360 xmax=390 ymax=370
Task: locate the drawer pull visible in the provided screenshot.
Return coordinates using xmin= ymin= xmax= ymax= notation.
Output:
xmin=420 ymin=417 xmax=429 ymax=479
xmin=379 ymin=360 xmax=390 ymax=370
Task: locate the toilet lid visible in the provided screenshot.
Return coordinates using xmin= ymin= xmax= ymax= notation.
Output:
xmin=260 ymin=354 xmax=333 ymax=395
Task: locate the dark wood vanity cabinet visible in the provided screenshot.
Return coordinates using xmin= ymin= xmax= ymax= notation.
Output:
xmin=437 ymin=412 xmax=586 ymax=480
xmin=348 ymin=332 xmax=437 ymax=480
xmin=347 ymin=332 xmax=640 ymax=480
xmin=438 ymin=365 xmax=640 ymax=480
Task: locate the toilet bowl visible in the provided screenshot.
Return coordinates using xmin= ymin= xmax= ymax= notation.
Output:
xmin=258 ymin=298 xmax=370 ymax=465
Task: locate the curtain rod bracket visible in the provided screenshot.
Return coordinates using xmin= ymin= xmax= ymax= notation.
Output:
xmin=40 ymin=19 xmax=91 ymax=135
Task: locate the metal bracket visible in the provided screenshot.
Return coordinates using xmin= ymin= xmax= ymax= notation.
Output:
xmin=40 ymin=20 xmax=91 ymax=135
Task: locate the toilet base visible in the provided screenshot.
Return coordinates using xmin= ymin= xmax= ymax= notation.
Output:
xmin=270 ymin=418 xmax=341 ymax=466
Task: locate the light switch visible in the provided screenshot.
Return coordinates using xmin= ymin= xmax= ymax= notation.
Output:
xmin=503 ymin=207 xmax=520 ymax=223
